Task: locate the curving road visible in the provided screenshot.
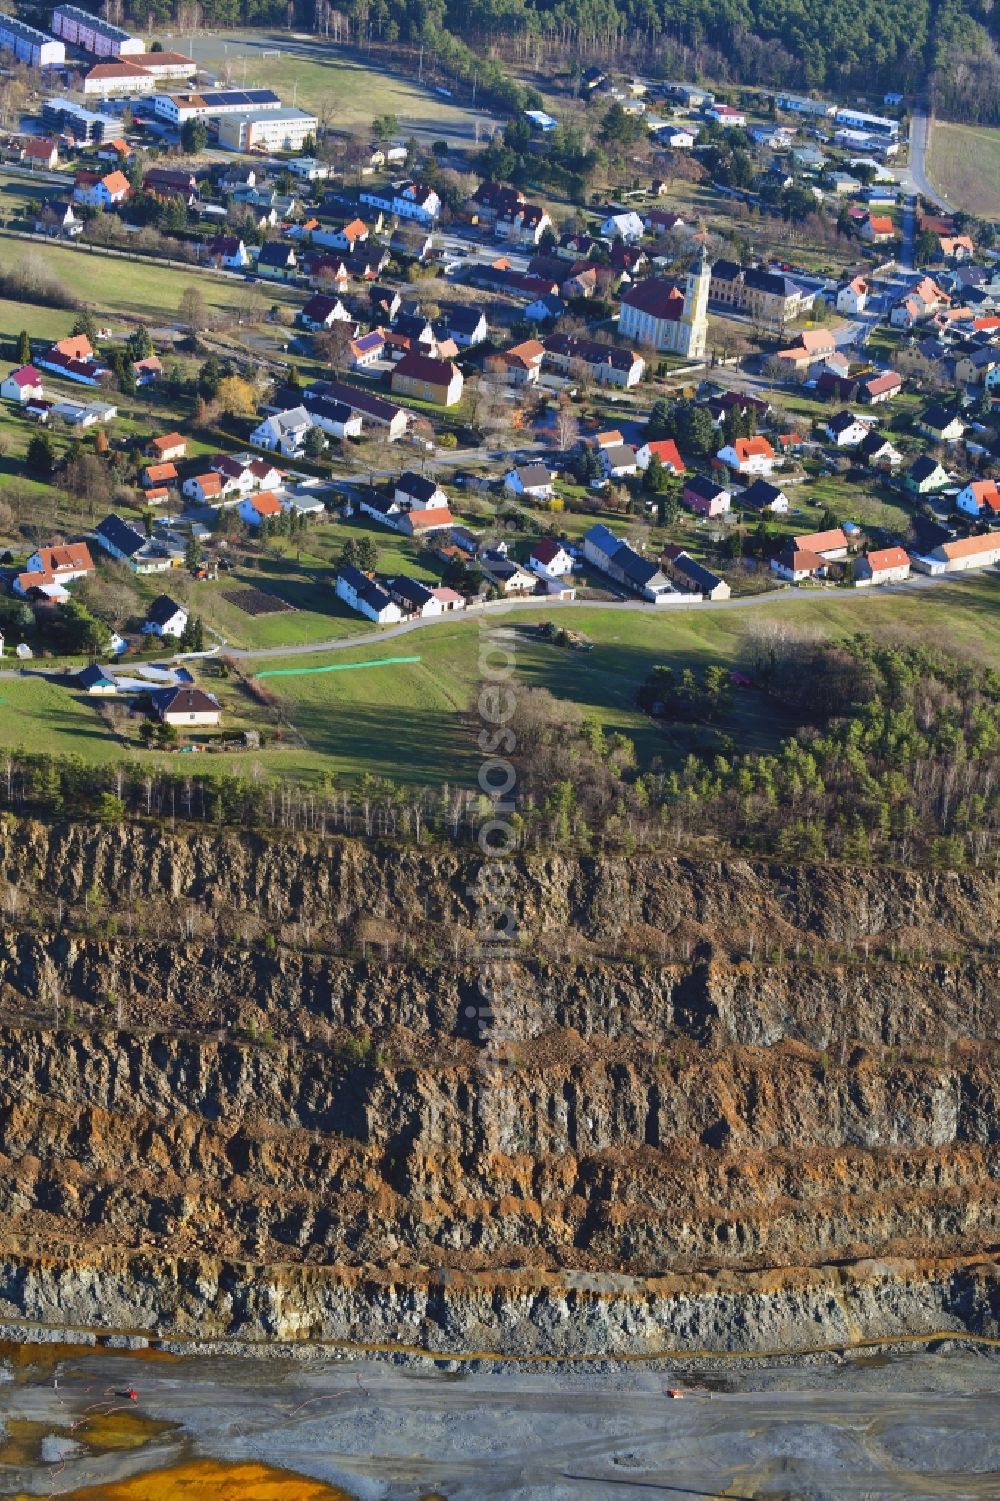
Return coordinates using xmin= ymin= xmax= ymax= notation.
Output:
xmin=227 ymin=572 xmax=955 ymax=661
xmin=899 ymin=108 xmax=953 ymax=214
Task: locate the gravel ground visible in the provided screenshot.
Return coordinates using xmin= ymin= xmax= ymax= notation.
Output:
xmin=1 ymin=1345 xmax=999 ymax=1498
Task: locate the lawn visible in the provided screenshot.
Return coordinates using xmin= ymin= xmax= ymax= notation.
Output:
xmin=183 ymin=32 xmax=498 ymax=145
xmin=927 ymin=121 xmax=1000 ymax=219
xmin=0 ymin=675 xmax=123 ymax=760
xmin=0 ymin=232 xmax=304 ymax=324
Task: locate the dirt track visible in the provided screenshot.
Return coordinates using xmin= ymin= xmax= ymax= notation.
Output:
xmin=2 ymin=1345 xmax=1000 ymax=1498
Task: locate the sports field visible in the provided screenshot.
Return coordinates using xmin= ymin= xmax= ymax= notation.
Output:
xmin=927 ymin=121 xmax=1000 ymax=219
xmin=181 ymin=33 xmax=500 ymax=144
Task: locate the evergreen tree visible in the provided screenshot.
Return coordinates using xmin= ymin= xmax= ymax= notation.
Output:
xmin=25 ymin=431 xmax=55 ymax=478
xmin=16 ymin=329 xmax=30 ymax=365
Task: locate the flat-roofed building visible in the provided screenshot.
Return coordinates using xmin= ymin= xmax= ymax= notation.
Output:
xmin=217 ymin=107 xmax=318 ymax=154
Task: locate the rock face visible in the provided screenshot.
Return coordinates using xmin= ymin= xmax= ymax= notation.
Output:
xmin=0 ymin=817 xmax=996 ymax=1357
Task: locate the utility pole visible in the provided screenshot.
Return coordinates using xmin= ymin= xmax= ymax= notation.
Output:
xmin=417 ymin=44 xmax=423 ymax=83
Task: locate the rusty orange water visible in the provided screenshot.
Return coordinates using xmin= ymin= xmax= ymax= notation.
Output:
xmin=20 ymin=1459 xmax=357 ymax=1500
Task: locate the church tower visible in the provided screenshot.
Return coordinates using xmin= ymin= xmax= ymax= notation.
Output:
xmin=678 ymin=246 xmax=710 ymax=358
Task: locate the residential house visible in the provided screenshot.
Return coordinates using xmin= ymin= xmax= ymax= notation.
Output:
xmin=956 ymin=479 xmax=1000 ymax=518
xmin=859 ymin=429 xmax=903 ymax=469
xmin=1 ymin=365 xmax=44 ymax=403
xmin=739 ymin=478 xmax=789 ymax=513
xmin=601 ymin=443 xmax=639 ymax=478
xmin=955 ymin=346 xmax=1000 ymax=387
xmin=132 ymin=356 xmax=162 ymax=388
xmin=836 ymin=277 xmax=869 ymax=315
xmin=33 ymin=199 xmax=82 ymax=238
xmin=528 ymin=537 xmax=574 ymax=584
xmin=146 ymin=432 xmax=187 ymax=462
xmin=206 ymin=235 xmax=249 ymax=269
xmin=251 ymin=406 xmax=314 ymax=457
xmin=390 ymin=226 xmax=434 ymax=262
xmin=793 ymin=527 xmax=849 ymax=559
xmin=854 ymin=545 xmax=911 ymax=586
xmin=905 ymin=454 xmax=951 ymax=494
xmin=336 ymin=565 xmax=404 ymax=623
xmin=445 ymin=306 xmax=488 ymax=349
xmin=143 ymin=168 xmax=198 ymax=203
xmin=496 ymin=201 xmax=552 ymax=246
xmin=385 ymin=575 xmax=444 ymax=618
xmin=479 ymin=548 xmax=537 ymax=595
xmin=771 ymin=545 xmax=826 ymax=582
xmin=359 ymin=180 xmax=440 ymax=225
xmin=395 ymin=471 xmax=448 ymax=512
xmin=917 ymin=404 xmax=965 ymax=442
xmin=369 ymin=285 xmax=402 ymax=322
xmin=543 ymin=332 xmax=645 ymax=388
xmin=155 ymin=686 xmax=222 ymax=727
xmin=940 ymin=235 xmax=975 ymax=261
xmin=524 ymin=293 xmax=564 ymax=324
xmin=825 ymin=411 xmax=872 ymax=447
xmin=238 ymin=492 xmax=283 ymax=527
xmin=391 ymin=352 xmax=464 ymax=407
xmin=73 ymin=169 xmax=129 ymax=209
xmin=708 ymin=103 xmax=746 ymax=126
xmin=662 ymin=547 xmax=731 ymax=600
xmin=911 ymin=531 xmax=1000 ymax=574
xmin=300 ymin=293 xmax=353 ymax=330
xmin=635 ymin=438 xmax=685 ymax=475
xmin=599 ymin=210 xmax=645 ymax=242
xmin=505 ymin=463 xmax=555 ymax=499
xmin=582 ymin=523 xmax=673 ymax=600
xmin=256 ymin=243 xmax=298 ymax=281
xmin=181 ymin=471 xmax=226 ymax=505
xmin=398 ymin=505 xmax=453 ymax=537
xmin=858 ymin=371 xmax=903 ymax=404
xmin=777 ymin=327 xmax=837 ymax=369
xmin=94 ymin=513 xmax=176 ymax=574
xmin=716 ymin=436 xmax=776 ymax=475
xmin=35 ymin=336 xmax=110 ymax=387
xmin=682 ymin=474 xmax=731 ymax=517
xmin=14 ymin=542 xmax=94 ymax=603
xmin=142 ymin=595 xmax=188 ymax=638
xmin=22 ymin=138 xmax=59 ymax=169
xmin=348 ymin=330 xmax=386 ymax=369
xmin=861 ymin=213 xmax=895 ymax=243
xmin=305 ymin=395 xmax=362 ymax=440
xmin=305 ymin=379 xmax=409 ymax=440
xmin=77 ymin=664 xmax=117 ymax=695
xmin=142 ymin=462 xmax=178 ymax=490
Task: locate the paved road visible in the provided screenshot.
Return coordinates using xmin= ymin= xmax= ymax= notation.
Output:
xmin=226 ymin=572 xmax=951 ymax=661
xmin=897 ymin=108 xmax=953 ymax=213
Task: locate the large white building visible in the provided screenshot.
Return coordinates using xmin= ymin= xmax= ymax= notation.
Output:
xmin=51 ymin=4 xmax=141 ymax=56
xmin=0 ymin=16 xmax=64 ymax=68
xmin=618 ymin=251 xmax=710 ymax=358
xmin=217 ymin=107 xmax=318 ymax=154
xmin=152 ymin=89 xmax=282 ymax=126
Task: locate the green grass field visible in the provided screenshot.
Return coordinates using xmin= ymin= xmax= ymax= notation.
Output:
xmin=927 ymin=121 xmax=1000 ymax=219
xmin=184 ymin=33 xmax=494 ymax=143
xmin=4 ymin=576 xmax=998 ymax=782
xmin=0 ymin=233 xmax=304 ymax=324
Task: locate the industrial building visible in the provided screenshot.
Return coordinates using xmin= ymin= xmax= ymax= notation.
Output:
xmin=152 ymin=89 xmax=282 ymax=126
xmin=0 ymin=15 xmax=64 ymax=68
xmin=51 ymin=5 xmax=142 ymax=57
xmin=42 ymin=95 xmax=119 ymax=143
xmin=217 ymin=107 xmax=318 ymax=154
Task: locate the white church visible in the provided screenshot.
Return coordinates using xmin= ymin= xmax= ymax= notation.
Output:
xmin=618 ymin=250 xmax=710 ymax=359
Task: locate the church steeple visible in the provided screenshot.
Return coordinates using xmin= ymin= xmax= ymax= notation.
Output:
xmin=679 ymin=245 xmax=710 ymax=358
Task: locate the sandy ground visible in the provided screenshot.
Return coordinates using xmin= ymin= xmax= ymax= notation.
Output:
xmin=1 ymin=1346 xmax=999 ymax=1499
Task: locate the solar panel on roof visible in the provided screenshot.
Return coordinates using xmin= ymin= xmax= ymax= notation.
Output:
xmin=245 ymin=89 xmax=279 ymax=103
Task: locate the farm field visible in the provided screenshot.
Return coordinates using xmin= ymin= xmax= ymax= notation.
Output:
xmin=926 ymin=121 xmax=1000 ymax=218
xmin=182 ymin=33 xmax=500 ymax=144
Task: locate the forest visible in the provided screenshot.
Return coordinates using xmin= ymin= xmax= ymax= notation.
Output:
xmin=95 ymin=0 xmax=1000 ymax=119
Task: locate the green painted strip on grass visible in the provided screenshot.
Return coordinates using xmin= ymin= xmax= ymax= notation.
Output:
xmin=256 ymin=655 xmax=422 ymax=680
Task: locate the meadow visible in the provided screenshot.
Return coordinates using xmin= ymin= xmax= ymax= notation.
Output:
xmin=926 ymin=121 xmax=1000 ymax=219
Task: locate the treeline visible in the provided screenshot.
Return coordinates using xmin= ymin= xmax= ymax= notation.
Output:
xmin=110 ymin=0 xmax=1000 ymax=116
xmin=0 ymin=257 xmax=79 ymax=312
xmin=2 ymin=636 xmax=997 ymax=870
